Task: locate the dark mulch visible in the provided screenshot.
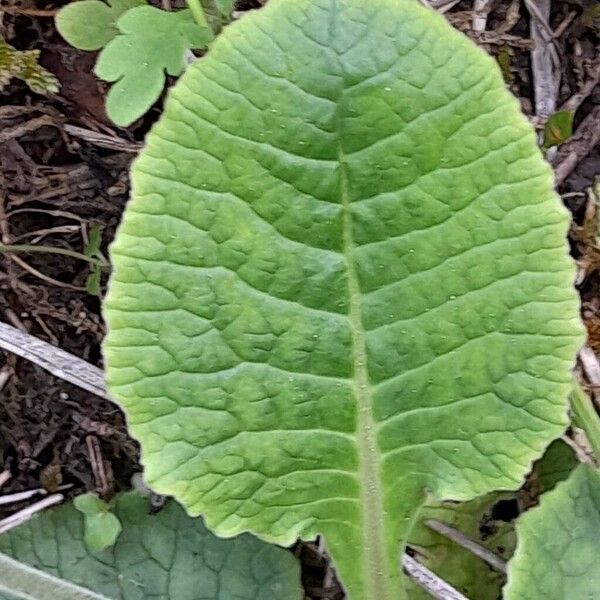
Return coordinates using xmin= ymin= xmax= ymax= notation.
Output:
xmin=0 ymin=1 xmax=599 ymax=598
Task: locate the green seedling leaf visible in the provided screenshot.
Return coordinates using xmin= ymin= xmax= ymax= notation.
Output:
xmin=103 ymin=0 xmax=583 ymax=597
xmin=86 ymin=265 xmax=102 ymax=296
xmin=95 ymin=6 xmax=212 ymax=126
xmin=84 ymin=226 xmax=105 ymax=296
xmin=55 ymin=0 xmax=146 ymax=51
xmin=504 ymin=465 xmax=600 ymax=599
xmin=543 ymin=110 xmax=574 ymax=149
xmin=74 ymin=493 xmax=122 ymax=551
xmin=73 ymin=492 xmax=108 ymax=516
xmin=0 ymin=38 xmax=59 ymax=95
xmin=496 ymin=45 xmax=512 ymax=84
xmin=84 ymin=225 xmax=103 ymax=258
xmin=0 ymin=493 xmax=301 ymax=600
xmin=83 ymin=512 xmax=122 ymax=551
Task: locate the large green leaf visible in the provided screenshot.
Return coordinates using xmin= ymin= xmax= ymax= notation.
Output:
xmin=504 ymin=465 xmax=600 ymax=599
xmin=0 ymin=494 xmax=301 ymax=600
xmin=103 ymin=0 xmax=582 ymax=597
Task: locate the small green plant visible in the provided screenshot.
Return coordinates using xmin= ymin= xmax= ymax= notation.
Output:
xmin=0 ymin=229 xmax=110 ymax=297
xmin=73 ymin=493 xmax=122 ymax=551
xmin=55 ymin=0 xmax=218 ymax=126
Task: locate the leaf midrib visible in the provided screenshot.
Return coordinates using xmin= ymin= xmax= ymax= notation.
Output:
xmin=338 ymin=141 xmax=389 ymax=598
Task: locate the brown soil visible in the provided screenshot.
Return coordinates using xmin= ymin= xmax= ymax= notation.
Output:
xmin=0 ymin=1 xmax=599 ymax=598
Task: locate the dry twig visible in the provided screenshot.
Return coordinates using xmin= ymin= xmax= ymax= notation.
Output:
xmin=0 ymin=364 xmax=11 ymax=392
xmin=580 ymin=346 xmax=600 ymax=389
xmin=472 ymin=0 xmax=493 ymax=32
xmin=402 ymin=554 xmax=469 ymax=600
xmin=86 ymin=435 xmax=112 ymax=497
xmin=4 ymin=252 xmax=87 ymax=291
xmin=63 ymin=124 xmax=142 ymax=153
xmin=426 ymin=519 xmax=507 ymax=573
xmin=525 ymin=0 xmax=559 ymax=119
xmin=0 ymin=320 xmax=110 ymax=400
xmin=0 ymin=485 xmax=72 ymax=507
xmin=561 ymin=433 xmax=596 ymax=467
xmin=0 ymin=116 xmax=58 ymax=145
xmin=0 ymin=472 xmax=11 ymax=489
xmin=0 ymin=494 xmax=64 ymax=534
xmin=560 ymin=55 xmax=600 ymax=114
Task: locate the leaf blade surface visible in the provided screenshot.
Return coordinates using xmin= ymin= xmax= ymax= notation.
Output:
xmin=103 ymin=0 xmax=583 ymax=597
xmin=504 ymin=465 xmax=600 ymax=600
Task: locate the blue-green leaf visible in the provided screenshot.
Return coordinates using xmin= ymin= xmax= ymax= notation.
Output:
xmin=0 ymin=493 xmax=301 ymax=599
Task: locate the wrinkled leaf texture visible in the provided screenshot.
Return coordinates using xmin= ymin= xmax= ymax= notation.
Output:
xmin=504 ymin=465 xmax=600 ymax=600
xmin=103 ymin=0 xmax=583 ymax=597
xmin=0 ymin=494 xmax=301 ymax=600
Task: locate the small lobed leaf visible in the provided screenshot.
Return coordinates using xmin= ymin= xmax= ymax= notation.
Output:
xmin=103 ymin=0 xmax=583 ymax=597
xmin=95 ymin=6 xmax=212 ymax=126
xmin=0 ymin=493 xmax=301 ymax=600
xmin=504 ymin=465 xmax=600 ymax=600
xmin=0 ymin=38 xmax=59 ymax=95
xmin=55 ymin=0 xmax=146 ymax=51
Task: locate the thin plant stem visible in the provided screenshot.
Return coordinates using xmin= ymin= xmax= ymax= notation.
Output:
xmin=0 ymin=243 xmax=109 ymax=269
xmin=185 ymin=0 xmax=210 ymax=28
xmin=570 ymin=382 xmax=600 ymax=464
